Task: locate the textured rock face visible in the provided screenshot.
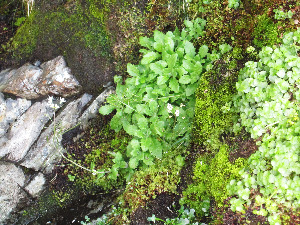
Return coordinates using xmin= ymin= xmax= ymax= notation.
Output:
xmin=0 ymin=164 xmax=26 ymax=223
xmin=0 ymin=57 xmax=114 ymax=224
xmin=0 ymin=56 xmax=82 ymax=99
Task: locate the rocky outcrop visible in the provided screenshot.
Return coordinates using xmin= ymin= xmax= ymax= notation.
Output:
xmin=0 ymin=56 xmax=81 ymax=99
xmin=0 ymin=57 xmax=114 ymax=224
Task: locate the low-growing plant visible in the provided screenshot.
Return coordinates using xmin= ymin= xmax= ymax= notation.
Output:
xmin=181 ymin=145 xmax=245 ymax=217
xmin=273 ymin=8 xmax=294 ymax=20
xmin=147 ymin=206 xmax=204 ymax=225
xmin=99 ymin=18 xmax=221 ymax=179
xmin=228 ymin=29 xmax=300 ymax=224
xmin=228 ymin=0 xmax=240 ymax=9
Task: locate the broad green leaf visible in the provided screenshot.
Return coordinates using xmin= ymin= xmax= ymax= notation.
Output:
xmin=179 ymin=75 xmax=192 ymax=84
xmin=151 ymin=120 xmax=165 ymax=136
xmin=164 ymin=36 xmax=175 ymax=53
xmin=139 ymin=36 xmax=153 ymax=49
xmin=141 ymin=52 xmax=160 ymax=65
xmin=130 ymin=139 xmax=140 ymax=150
xmin=184 ymin=20 xmax=193 ymax=29
xmin=154 ymin=30 xmax=164 ymax=43
xmin=127 ymin=63 xmax=139 ymax=77
xmin=182 ymin=59 xmax=194 ymax=72
xmin=124 ymin=123 xmax=139 ymax=136
xmin=150 ymin=138 xmax=163 ymax=159
xmin=136 ymin=114 xmax=148 ymax=129
xmin=110 ymin=114 xmax=122 ymax=131
xmin=166 ymin=53 xmax=178 ymax=69
xmin=157 ymin=75 xmax=169 ymax=85
xmin=149 ymin=100 xmax=158 ymax=114
xmin=184 ymin=40 xmax=196 ymax=57
xmin=136 ymin=104 xmax=150 ymax=115
xmin=141 ymin=137 xmax=151 ymax=152
xmin=185 ymin=83 xmax=198 ymax=96
xmin=219 ymin=43 xmax=232 ymax=54
xmin=129 ymin=157 xmax=139 ymax=169
xmin=99 ymin=104 xmax=115 ymax=115
xmin=169 ymin=78 xmax=180 ymax=93
xmin=150 ymin=62 xmax=164 ymax=75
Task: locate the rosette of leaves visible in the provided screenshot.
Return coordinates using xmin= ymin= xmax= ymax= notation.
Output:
xmin=99 ymin=19 xmax=219 ymax=179
xmin=228 ymin=29 xmax=300 ymax=224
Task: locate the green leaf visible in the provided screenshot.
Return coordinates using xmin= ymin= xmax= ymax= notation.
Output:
xmin=99 ymin=104 xmax=115 ymax=115
xmin=124 ymin=123 xmax=139 ymax=136
xmin=129 ymin=157 xmax=139 ymax=169
xmin=151 ymin=120 xmax=165 ymax=136
xmin=219 ymin=43 xmax=232 ymax=54
xmin=184 ymin=20 xmax=193 ymax=29
xmin=141 ymin=52 xmax=160 ymax=65
xmin=184 ymin=40 xmax=196 ymax=57
xmin=164 ymin=36 xmax=175 ymax=53
xmin=127 ymin=63 xmax=139 ymax=77
xmin=149 ymin=100 xmax=158 ymax=114
xmin=130 ymin=139 xmax=140 ymax=150
xmin=150 ymin=62 xmax=164 ymax=75
xmin=169 ymin=78 xmax=180 ymax=93
xmin=199 ymin=45 xmax=209 ymax=58
xmin=166 ymin=53 xmax=178 ymax=69
xmin=185 ymin=83 xmax=198 ymax=96
xmin=136 ymin=114 xmax=148 ymax=129
xmin=157 ymin=75 xmax=169 ymax=85
xmin=139 ymin=36 xmax=153 ymax=49
xmin=150 ymin=138 xmax=163 ymax=159
xmin=179 ymin=75 xmax=192 ymax=84
xmin=110 ymin=114 xmax=122 ymax=131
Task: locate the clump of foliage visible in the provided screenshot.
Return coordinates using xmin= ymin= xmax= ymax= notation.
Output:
xmin=228 ymin=29 xmax=300 ymax=224
xmin=99 ymin=18 xmax=220 ymax=178
xmin=63 ymin=121 xmax=130 ymax=192
xmin=147 ymin=206 xmax=200 ymax=225
xmin=181 ymin=145 xmax=245 ymax=217
xmin=121 ymin=152 xmax=185 ymax=211
xmin=273 ymin=8 xmax=294 ymax=20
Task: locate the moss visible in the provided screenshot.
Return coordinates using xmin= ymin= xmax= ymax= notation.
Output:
xmin=181 ymin=145 xmax=246 ymax=216
xmin=193 ymin=61 xmax=236 ymax=150
xmin=252 ymin=13 xmax=281 ymax=48
xmin=120 ymin=152 xmax=185 ymax=212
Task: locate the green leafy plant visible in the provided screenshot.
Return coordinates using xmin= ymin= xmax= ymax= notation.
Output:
xmin=273 ymin=8 xmax=294 ymax=20
xmin=147 ymin=206 xmax=203 ymax=225
xmin=99 ymin=18 xmax=219 ymax=179
xmin=228 ymin=0 xmax=240 ymax=9
xmin=14 ymin=16 xmax=26 ymax=26
xmin=228 ymin=29 xmax=300 ymax=224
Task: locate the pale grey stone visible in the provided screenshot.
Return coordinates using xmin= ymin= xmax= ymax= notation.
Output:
xmin=0 ymin=163 xmax=25 ymax=224
xmin=79 ymin=87 xmax=115 ymax=130
xmin=0 ymin=56 xmax=81 ymax=99
xmin=0 ymin=100 xmax=54 ymax=161
xmin=25 ymin=173 xmax=45 ymax=198
xmin=21 ymin=93 xmax=92 ymax=173
xmin=0 ymin=95 xmax=31 ymax=138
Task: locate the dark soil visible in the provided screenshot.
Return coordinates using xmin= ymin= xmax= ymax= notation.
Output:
xmin=130 ymin=193 xmax=181 ymax=225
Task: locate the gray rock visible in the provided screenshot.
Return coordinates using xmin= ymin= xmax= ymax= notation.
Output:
xmin=0 ymin=100 xmax=55 ymax=161
xmin=25 ymin=173 xmax=45 ymax=198
xmin=79 ymin=86 xmax=115 ymax=130
xmin=0 ymin=163 xmax=25 ymax=224
xmin=0 ymin=56 xmax=82 ymax=99
xmin=0 ymin=93 xmax=31 ymax=138
xmin=21 ymin=93 xmax=92 ymax=173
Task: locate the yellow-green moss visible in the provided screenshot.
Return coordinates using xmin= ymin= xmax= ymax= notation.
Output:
xmin=181 ymin=145 xmax=245 ymax=216
xmin=193 ymin=62 xmax=236 ymax=150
